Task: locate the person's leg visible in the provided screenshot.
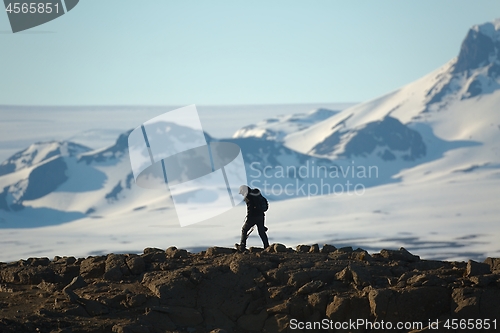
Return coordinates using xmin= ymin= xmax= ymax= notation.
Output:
xmin=256 ymin=215 xmax=269 ymax=248
xmin=239 ymin=218 xmax=254 ymax=249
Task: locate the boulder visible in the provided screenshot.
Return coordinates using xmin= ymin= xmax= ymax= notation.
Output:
xmin=320 ymin=244 xmax=336 ymax=253
xmin=466 ymin=260 xmax=491 ymax=276
xmin=484 ymin=257 xmax=500 ymax=272
xmin=380 ymin=247 xmax=420 ymax=262
xmin=296 ymin=245 xmax=311 ymax=253
xmin=206 ymin=247 xmax=235 ymax=256
xmin=80 ymin=257 xmax=106 ymax=279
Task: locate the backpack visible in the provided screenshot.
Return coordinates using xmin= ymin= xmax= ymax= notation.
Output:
xmin=258 ymin=195 xmax=269 ymax=212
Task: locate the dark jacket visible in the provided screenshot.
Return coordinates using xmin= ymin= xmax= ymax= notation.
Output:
xmin=245 ymin=188 xmax=265 ymax=217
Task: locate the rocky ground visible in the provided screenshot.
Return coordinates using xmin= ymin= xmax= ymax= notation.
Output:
xmin=0 ymin=244 xmax=499 ymax=333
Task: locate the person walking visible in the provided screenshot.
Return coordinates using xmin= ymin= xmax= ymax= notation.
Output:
xmin=236 ymin=185 xmax=269 ymax=252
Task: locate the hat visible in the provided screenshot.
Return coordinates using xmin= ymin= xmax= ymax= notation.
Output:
xmin=239 ymin=185 xmax=249 ymax=196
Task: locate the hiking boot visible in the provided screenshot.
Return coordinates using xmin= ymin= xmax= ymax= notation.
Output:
xmin=235 ymin=243 xmax=246 ymax=253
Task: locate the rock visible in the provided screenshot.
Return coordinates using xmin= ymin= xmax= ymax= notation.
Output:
xmin=142 ymin=271 xmax=197 ymax=307
xmin=61 ymin=304 xmax=89 ymax=317
xmin=288 ymin=271 xmax=310 ymax=288
xmin=103 ymin=267 xmax=123 ymax=281
xmin=266 ymin=301 xmax=290 ymax=314
xmin=150 ymin=306 xmax=203 ymax=326
xmin=380 ymin=247 xmax=420 ymax=262
xmin=350 ymin=264 xmax=372 ymax=287
xmin=104 ymin=254 xmax=130 ymax=281
xmin=205 ymin=247 xmax=235 ymax=256
xmin=112 ymin=324 xmax=150 ymax=333
xmin=309 ymin=244 xmax=320 ymax=253
xmin=288 ymin=294 xmax=312 ymax=319
xmin=352 ymin=250 xmax=371 ymax=261
xmin=320 ymin=244 xmax=336 ymax=253
xmin=407 ymin=273 xmax=428 ymax=286
xmin=80 ymin=257 xmax=106 ymax=279
xmin=203 ymin=308 xmax=234 ymax=332
xmin=479 ymin=288 xmax=500 ymax=318
xmin=126 ymin=255 xmax=145 ymax=275
xmin=63 ymin=276 xmax=87 ymax=291
xmin=370 ymin=287 xmax=450 ymax=322
xmin=267 ymin=243 xmax=287 ymax=253
xmin=82 ymin=299 xmax=109 ymax=316
xmin=452 ymin=288 xmax=481 ymax=318
xmin=0 ymin=265 xmax=56 ymax=285
xmin=248 ymin=247 xmax=263 ymax=253
xmin=166 ymin=246 xmax=188 ymax=259
xmin=307 ymin=291 xmax=330 ymax=313
xmin=237 ymin=309 xmax=268 ymax=331
xmin=325 ymin=296 xmax=348 ymax=321
xmin=37 ymin=281 xmax=58 ymax=293
xmin=326 ymin=296 xmax=370 ymax=322
xmin=335 ymin=267 xmax=352 ymax=283
xmin=127 ymin=294 xmax=148 ymax=308
xmin=143 ymin=247 xmax=163 ymax=254
xmin=62 ymin=288 xmax=80 ymax=304
xmin=263 ymin=314 xmax=292 ymax=333
xmin=139 ymin=309 xmax=176 ymax=331
xmin=469 ymin=274 xmax=496 ymax=287
xmin=369 ymin=288 xmax=394 ymax=318
xmin=328 ymin=252 xmax=349 ymax=260
xmin=466 ymin=260 xmax=491 ymax=276
xmin=484 ymin=257 xmax=500 ymax=272
xmin=27 ymin=257 xmax=50 ymax=267
xmin=2 ymin=245 xmax=500 ymax=332
xmin=296 ymin=245 xmax=311 ymax=253
xmin=336 ymin=246 xmax=353 ymax=253
xmin=297 ymin=280 xmax=323 ymax=294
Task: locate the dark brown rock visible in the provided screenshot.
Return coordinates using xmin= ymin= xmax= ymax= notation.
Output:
xmin=484 ymin=257 xmax=500 ymax=272
xmin=309 ymin=244 xmax=320 ymax=253
xmin=452 ymin=288 xmax=481 ymax=318
xmin=79 ymin=256 xmax=105 ymax=279
xmin=63 ymin=275 xmax=87 ymax=291
xmin=267 ymin=243 xmax=287 ymax=253
xmin=237 ymin=309 xmax=268 ymax=331
xmin=321 ymin=244 xmax=337 ymax=253
xmin=288 ymin=271 xmax=310 ymax=288
xmin=466 ymin=259 xmax=491 ymax=276
xmin=1 ymin=246 xmax=499 ymax=333
xmin=206 ymin=247 xmax=235 ymax=256
xmin=296 ymin=244 xmax=311 ymax=252
xmin=166 ymin=246 xmax=188 ymax=259
xmin=380 ymin=247 xmax=420 ymax=262
xmin=297 ymin=280 xmax=323 ymax=294
xmin=125 ymin=255 xmax=145 ymax=275
xmin=150 ymin=305 xmax=203 ymax=326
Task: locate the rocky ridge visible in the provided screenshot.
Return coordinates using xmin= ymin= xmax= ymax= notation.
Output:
xmin=0 ymin=245 xmax=499 ymax=333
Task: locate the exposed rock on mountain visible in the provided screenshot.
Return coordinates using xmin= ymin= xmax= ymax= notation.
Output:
xmin=0 ymin=246 xmax=498 ymax=333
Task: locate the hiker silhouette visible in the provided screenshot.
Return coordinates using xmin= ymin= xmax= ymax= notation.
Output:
xmin=236 ymin=185 xmax=269 ymax=252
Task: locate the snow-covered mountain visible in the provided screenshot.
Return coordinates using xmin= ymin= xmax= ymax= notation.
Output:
xmin=0 ymin=123 xmax=342 ymax=228
xmin=285 ymin=19 xmax=500 ymax=183
xmin=232 ymin=108 xmax=339 ymax=141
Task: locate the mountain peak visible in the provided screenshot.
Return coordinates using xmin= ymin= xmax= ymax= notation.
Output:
xmin=232 ymin=108 xmax=339 ymax=141
xmin=472 ymin=19 xmax=500 ymax=41
xmin=0 ymin=141 xmax=90 ymax=177
xmin=454 ymin=19 xmax=500 ymax=74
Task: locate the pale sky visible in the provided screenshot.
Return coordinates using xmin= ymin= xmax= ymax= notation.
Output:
xmin=0 ymin=1 xmax=499 ymax=106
